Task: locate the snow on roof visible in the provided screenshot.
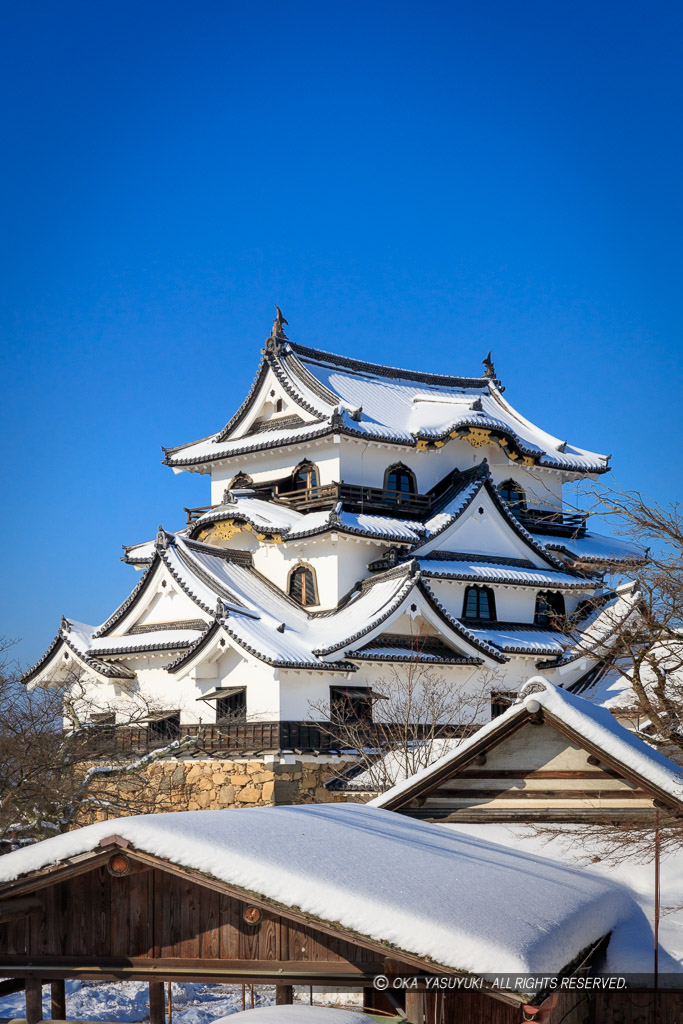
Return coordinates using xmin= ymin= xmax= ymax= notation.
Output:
xmin=0 ymin=802 xmax=636 ymax=977
xmin=164 ymin=340 xmax=609 ymax=473
xmin=218 ymin=1008 xmax=370 ymax=1022
xmin=444 ymin=822 xmax=683 ymax=976
xmin=371 ymin=677 xmax=683 ymax=810
xmin=465 ymin=624 xmax=569 ymax=656
xmin=287 ymin=345 xmax=608 ymax=472
xmin=541 ymin=530 xmax=646 ymax=565
xmin=189 ymin=495 xmax=424 ymax=545
xmin=332 ymin=737 xmax=465 ymax=793
xmin=418 ymin=556 xmax=598 ymax=590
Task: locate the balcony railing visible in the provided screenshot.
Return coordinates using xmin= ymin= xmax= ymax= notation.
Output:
xmin=278 ymin=482 xmax=432 ymax=518
xmin=513 ymin=508 xmax=587 ymax=537
xmin=110 ymin=720 xmax=468 ymax=757
xmin=186 ymin=482 xmax=433 ymax=524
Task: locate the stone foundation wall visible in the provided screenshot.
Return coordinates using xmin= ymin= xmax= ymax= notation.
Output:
xmin=80 ymin=756 xmax=354 ymax=825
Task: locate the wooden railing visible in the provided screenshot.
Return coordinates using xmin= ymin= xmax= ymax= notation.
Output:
xmin=514 ymin=509 xmax=587 ymax=537
xmin=111 ymin=721 xmax=468 ymax=757
xmin=186 ymin=482 xmax=433 ymax=523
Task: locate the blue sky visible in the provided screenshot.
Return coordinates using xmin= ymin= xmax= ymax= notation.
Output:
xmin=1 ymin=1 xmax=681 ymax=665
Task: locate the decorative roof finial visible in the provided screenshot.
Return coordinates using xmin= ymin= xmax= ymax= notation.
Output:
xmin=272 ymin=306 xmax=289 ymax=340
xmin=60 ymin=615 xmax=71 ymax=634
xmin=482 ymin=351 xmax=496 ymax=379
xmin=155 ymin=525 xmax=173 ymax=550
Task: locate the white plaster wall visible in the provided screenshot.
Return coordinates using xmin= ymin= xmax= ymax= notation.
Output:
xmin=427 ymin=580 xmax=538 ymax=623
xmin=279 ymin=659 xmax=551 ymax=725
xmin=210 ymin=443 xmax=341 ymax=504
xmin=251 ymin=534 xmax=383 ymax=609
xmin=131 ymin=586 xmax=204 ymax=630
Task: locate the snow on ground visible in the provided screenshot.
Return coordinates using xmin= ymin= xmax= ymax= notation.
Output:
xmin=216 ymin=1007 xmax=370 ymax=1022
xmin=0 ymin=982 xmax=272 ymax=1023
xmin=0 ymin=984 xmax=368 ymax=1023
xmin=446 ymin=823 xmax=683 ymax=974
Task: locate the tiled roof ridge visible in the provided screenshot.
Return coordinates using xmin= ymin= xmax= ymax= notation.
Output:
xmin=92 ymin=558 xmax=159 ymax=638
xmin=167 ymin=621 xmax=220 ymax=673
xmin=288 ymin=340 xmax=490 ymax=389
xmin=312 ymin=575 xmax=418 ymax=657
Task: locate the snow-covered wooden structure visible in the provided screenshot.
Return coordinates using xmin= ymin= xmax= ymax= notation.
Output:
xmin=22 ymin=314 xmax=643 ymax=773
xmin=0 ymin=804 xmax=639 ymax=1023
xmin=369 ymin=679 xmax=683 ymax=822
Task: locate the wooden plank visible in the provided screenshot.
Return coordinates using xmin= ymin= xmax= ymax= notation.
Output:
xmin=198 ymin=888 xmax=219 ymax=960
xmin=0 ymin=899 xmax=42 ymax=926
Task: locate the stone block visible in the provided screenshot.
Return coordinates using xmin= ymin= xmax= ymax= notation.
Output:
xmin=238 ymin=787 xmax=262 ymax=803
xmin=217 ymin=785 xmax=236 ymax=805
xmin=230 ymin=773 xmax=251 ymax=787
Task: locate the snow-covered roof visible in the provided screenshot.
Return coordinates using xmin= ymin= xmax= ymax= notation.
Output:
xmin=417 ymin=554 xmax=598 ymax=590
xmin=541 ymin=530 xmax=646 ymax=566
xmin=371 ymin=677 xmax=683 ymax=811
xmin=189 ymin=494 xmax=424 ymax=545
xmin=163 ymin=340 xmax=609 ymax=474
xmin=0 ymin=802 xmax=636 ymax=977
xmin=465 ymin=623 xmax=569 ymax=657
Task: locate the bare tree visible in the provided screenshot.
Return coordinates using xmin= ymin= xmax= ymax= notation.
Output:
xmin=310 ymin=628 xmax=501 ymax=794
xmin=531 ymin=482 xmax=683 ymax=857
xmin=0 ymin=645 xmax=201 ymax=848
xmin=563 ymin=482 xmax=683 ymax=754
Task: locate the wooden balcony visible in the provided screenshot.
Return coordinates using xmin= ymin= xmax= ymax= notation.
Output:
xmin=111 ymin=720 xmax=468 ymax=757
xmin=186 ymin=482 xmax=433 ymax=524
xmin=278 ymin=482 xmax=432 ymax=518
xmin=514 ymin=508 xmax=587 ymax=537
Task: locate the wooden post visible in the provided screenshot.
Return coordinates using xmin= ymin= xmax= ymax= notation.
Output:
xmin=25 ymin=977 xmax=43 ymax=1024
xmin=149 ymin=981 xmax=165 ymax=1024
xmin=51 ymin=980 xmax=66 ymax=1020
xmin=275 ymin=985 xmax=293 ymax=1005
xmin=405 ymin=990 xmax=426 ymax=1024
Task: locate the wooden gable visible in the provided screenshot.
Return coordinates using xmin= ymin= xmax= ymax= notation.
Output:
xmin=382 ymin=709 xmax=677 ymax=824
xmin=0 ymin=844 xmax=404 ymax=984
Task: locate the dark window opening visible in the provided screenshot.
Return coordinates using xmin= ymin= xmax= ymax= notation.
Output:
xmin=491 ymin=691 xmax=518 ymax=719
xmin=275 ymin=398 xmax=284 ymax=413
xmin=288 ymin=563 xmax=318 ymax=606
xmin=330 ymin=686 xmax=373 ymax=724
xmin=215 ymin=689 xmax=246 ymax=722
xmin=292 ymin=461 xmax=319 ymax=491
xmin=385 ymin=463 xmax=417 ymax=498
xmin=148 ymin=712 xmax=180 ymax=742
xmin=498 ymin=479 xmax=526 ymax=512
xmin=534 ymin=590 xmax=566 ymax=626
xmin=463 ymin=585 xmax=496 ymax=621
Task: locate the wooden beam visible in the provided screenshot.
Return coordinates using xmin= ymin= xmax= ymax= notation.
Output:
xmin=0 ymin=978 xmax=25 ymax=998
xmin=50 ymin=980 xmax=65 ymax=1020
xmin=25 ymin=978 xmax=42 ymax=1024
xmin=0 ymin=898 xmax=43 ymax=925
xmin=149 ymin=981 xmax=165 ymax=1024
xmin=275 ymin=985 xmax=293 ymax=1005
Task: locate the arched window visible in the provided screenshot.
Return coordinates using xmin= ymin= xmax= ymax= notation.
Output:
xmin=292 ymin=460 xmax=319 ymax=492
xmin=384 ymin=463 xmax=416 ymax=498
xmin=462 ymin=585 xmax=496 ymax=621
xmin=534 ymin=590 xmax=565 ymax=626
xmin=229 ymin=472 xmax=253 ymax=490
xmin=288 ymin=562 xmax=319 ymax=606
xmin=498 ymin=479 xmax=526 ymax=512
xmin=275 ymin=398 xmax=284 ymax=413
